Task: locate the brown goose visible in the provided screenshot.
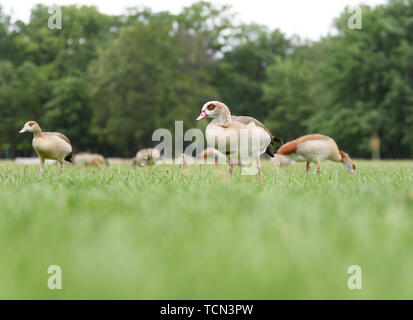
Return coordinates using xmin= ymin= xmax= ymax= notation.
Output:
xmin=132 ymin=148 xmax=160 ymax=169
xmin=74 ymin=152 xmax=109 ymax=168
xmin=277 ymin=134 xmax=356 ymax=174
xmin=19 ymin=121 xmax=72 ymax=174
xmin=196 ymin=101 xmax=280 ymax=183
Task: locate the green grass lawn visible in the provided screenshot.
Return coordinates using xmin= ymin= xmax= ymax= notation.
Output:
xmin=0 ymin=160 xmax=413 ymax=299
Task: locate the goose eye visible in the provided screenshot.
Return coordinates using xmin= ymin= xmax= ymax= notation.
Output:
xmin=207 ymin=104 xmax=215 ymax=111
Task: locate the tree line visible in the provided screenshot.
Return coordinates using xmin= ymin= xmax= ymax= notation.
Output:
xmin=0 ymin=0 xmax=412 ymax=158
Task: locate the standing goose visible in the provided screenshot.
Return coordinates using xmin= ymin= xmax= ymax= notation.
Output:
xmin=196 ymin=101 xmax=281 ymax=183
xmin=277 ymin=134 xmax=356 ymax=174
xmin=19 ymin=121 xmax=72 ymax=174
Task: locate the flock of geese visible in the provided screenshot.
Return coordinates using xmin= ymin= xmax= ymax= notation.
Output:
xmin=19 ymin=101 xmax=356 ymax=181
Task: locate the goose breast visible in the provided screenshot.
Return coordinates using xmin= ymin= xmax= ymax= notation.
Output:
xmin=206 ymin=121 xmax=271 ymax=157
xmin=33 ymin=134 xmax=72 ymax=160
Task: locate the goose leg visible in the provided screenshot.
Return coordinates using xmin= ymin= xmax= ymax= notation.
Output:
xmin=228 ymin=163 xmax=234 ymax=180
xmin=306 ymin=162 xmax=310 ymax=174
xmin=316 ymin=160 xmax=321 ymax=174
xmin=59 ymin=160 xmax=64 ymax=174
xmin=40 ymin=158 xmax=45 ymax=176
xmin=256 ymin=156 xmax=263 ymax=184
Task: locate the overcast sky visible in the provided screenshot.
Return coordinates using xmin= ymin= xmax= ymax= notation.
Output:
xmin=3 ymin=0 xmax=387 ymax=39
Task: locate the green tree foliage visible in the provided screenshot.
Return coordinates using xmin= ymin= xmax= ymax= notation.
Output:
xmin=0 ymin=6 xmax=14 ymax=61
xmin=0 ymin=61 xmax=49 ymax=157
xmin=90 ymin=2 xmax=235 ymax=156
xmin=214 ymin=25 xmax=291 ymax=118
xmin=1 ymin=5 xmax=120 ymax=157
xmin=0 ymin=61 xmax=19 ymax=157
xmin=308 ymin=0 xmax=413 ymax=157
xmin=44 ymin=77 xmax=92 ymax=151
xmin=263 ymin=54 xmax=316 ymax=142
xmin=2 ymin=0 xmax=413 ymax=159
xmin=175 ymin=1 xmax=235 ymax=102
xmin=13 ymin=4 xmax=120 ymax=75
xmin=90 ymin=21 xmax=199 ymax=156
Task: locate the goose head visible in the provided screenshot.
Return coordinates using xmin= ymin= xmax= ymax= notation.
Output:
xmin=196 ymin=101 xmax=230 ymax=121
xmin=19 ymin=121 xmax=41 ymax=134
xmin=339 ymin=151 xmax=356 ymax=174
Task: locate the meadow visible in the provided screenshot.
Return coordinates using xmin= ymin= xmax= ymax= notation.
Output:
xmin=0 ymin=160 xmax=413 ymax=299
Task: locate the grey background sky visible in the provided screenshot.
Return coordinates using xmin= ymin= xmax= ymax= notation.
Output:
xmin=3 ymin=0 xmax=387 ymax=39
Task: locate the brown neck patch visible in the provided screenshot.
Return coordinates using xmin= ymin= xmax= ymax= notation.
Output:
xmin=214 ymin=105 xmax=232 ymax=127
xmin=339 ymin=150 xmax=348 ymax=162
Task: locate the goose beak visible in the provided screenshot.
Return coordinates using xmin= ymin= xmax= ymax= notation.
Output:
xmin=196 ymin=111 xmax=208 ymax=121
xmin=19 ymin=127 xmax=28 ymax=133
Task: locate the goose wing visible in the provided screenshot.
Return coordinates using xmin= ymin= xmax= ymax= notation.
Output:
xmin=232 ymin=116 xmax=281 ymax=144
xmin=277 ymin=134 xmax=329 ymax=155
xmin=43 ymin=132 xmax=72 ymax=146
